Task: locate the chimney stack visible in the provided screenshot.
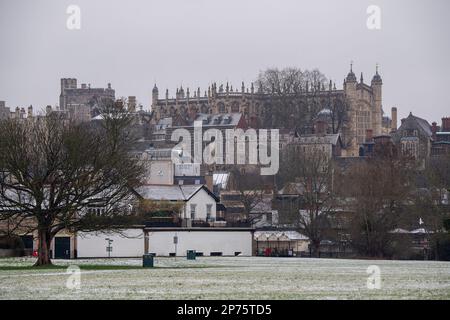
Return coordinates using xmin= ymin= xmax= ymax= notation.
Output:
xmin=205 ymin=172 xmax=213 ymax=192
xmin=391 ymin=107 xmax=397 ymax=132
xmin=432 ymin=122 xmax=438 ymax=140
xmin=442 ymin=117 xmax=450 ymax=132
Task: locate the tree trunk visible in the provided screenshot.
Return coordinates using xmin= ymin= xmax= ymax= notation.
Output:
xmin=34 ymin=227 xmax=53 ymax=266
xmin=311 ymin=240 xmax=320 ymax=258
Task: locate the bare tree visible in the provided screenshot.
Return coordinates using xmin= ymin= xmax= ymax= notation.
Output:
xmin=416 ymin=153 xmax=450 ymax=259
xmin=256 ymin=67 xmax=352 ymax=145
xmin=228 ymin=168 xmax=270 ymax=224
xmin=328 ymin=97 xmax=349 ymax=135
xmin=257 ymin=67 xmax=329 ymax=132
xmin=0 ymin=102 xmax=146 ymax=266
xmin=278 ymin=145 xmax=336 ymax=257
xmin=341 ymin=144 xmax=414 ymax=257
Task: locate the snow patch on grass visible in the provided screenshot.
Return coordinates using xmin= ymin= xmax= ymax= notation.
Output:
xmin=0 ymin=256 xmax=449 ymax=299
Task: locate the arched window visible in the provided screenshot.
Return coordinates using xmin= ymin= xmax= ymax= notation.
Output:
xmin=231 ymin=102 xmax=240 ymax=113
xmin=218 ymin=102 xmax=225 ymax=113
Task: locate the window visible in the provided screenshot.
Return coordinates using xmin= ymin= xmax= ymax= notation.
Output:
xmin=206 ymin=204 xmax=213 ymax=221
xmin=190 ymin=204 xmax=196 ymax=220
xmin=355 ymin=107 xmax=371 ymax=143
xmin=87 ymin=207 xmax=106 ymax=216
xmin=231 ymin=102 xmax=240 ymax=113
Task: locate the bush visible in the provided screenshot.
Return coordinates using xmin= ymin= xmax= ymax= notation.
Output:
xmin=385 ymin=235 xmax=414 ymax=260
xmin=0 ymin=235 xmax=25 ymax=250
xmin=431 ymin=233 xmax=450 ymax=261
xmin=443 ymin=218 xmax=450 ymax=233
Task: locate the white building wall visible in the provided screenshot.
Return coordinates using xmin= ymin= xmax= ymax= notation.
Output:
xmin=184 ymin=188 xmax=217 ymax=220
xmin=77 ymin=229 xmax=144 ymax=258
xmin=146 ymin=160 xmax=174 ymax=185
xmin=147 ymin=230 xmax=252 ymax=256
xmin=175 ymin=163 xmax=200 ymax=176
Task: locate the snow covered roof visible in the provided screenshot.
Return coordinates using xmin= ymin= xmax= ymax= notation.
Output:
xmin=410 ymin=228 xmax=428 ymax=234
xmin=292 ymin=134 xmax=341 ymax=146
xmin=390 ymin=228 xmax=410 ymax=234
xmin=250 ymin=196 xmax=273 ymax=213
xmin=254 ymin=230 xmax=309 ymax=241
xmin=278 ymin=182 xmax=305 ymax=195
xmin=213 ymin=173 xmax=230 ymax=190
xmin=389 ymin=228 xmax=432 ymax=234
xmin=195 ymin=113 xmax=242 ymax=127
xmin=135 ymin=185 xmax=218 ymax=202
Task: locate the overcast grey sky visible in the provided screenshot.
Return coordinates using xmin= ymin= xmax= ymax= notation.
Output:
xmin=0 ymin=0 xmax=449 ymax=122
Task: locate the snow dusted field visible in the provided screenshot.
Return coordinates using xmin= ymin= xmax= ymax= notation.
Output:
xmin=0 ymin=256 xmax=449 ymax=299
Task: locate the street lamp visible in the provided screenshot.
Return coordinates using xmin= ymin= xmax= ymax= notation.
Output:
xmin=105 ymin=238 xmax=113 ymax=258
xmin=173 ymin=233 xmax=178 ymax=259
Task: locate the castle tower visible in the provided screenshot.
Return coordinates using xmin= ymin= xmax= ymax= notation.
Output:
xmin=128 ymin=96 xmax=136 ymax=112
xmin=152 ymin=84 xmax=159 ymax=106
xmin=27 ymin=105 xmax=33 ymax=118
xmin=151 ymin=84 xmax=159 ymax=118
xmin=343 ymin=63 xmax=358 ymax=152
xmin=344 ymin=62 xmax=357 ymax=93
xmin=371 ymin=65 xmax=383 ymax=135
xmin=60 ymin=78 xmax=77 ymax=110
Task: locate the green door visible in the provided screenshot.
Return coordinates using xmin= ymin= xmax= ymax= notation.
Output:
xmin=54 ymin=237 xmax=71 ymax=259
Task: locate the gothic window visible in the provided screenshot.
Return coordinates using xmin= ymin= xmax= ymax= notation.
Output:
xmin=201 ymin=104 xmax=208 ymax=113
xmin=231 ymin=101 xmax=240 ymax=113
xmin=355 ymin=104 xmax=371 ymax=144
xmin=218 ymin=102 xmax=225 ymax=113
xmin=401 ymin=139 xmax=419 ymax=159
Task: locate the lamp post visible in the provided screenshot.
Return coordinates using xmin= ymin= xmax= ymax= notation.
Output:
xmin=173 ymin=233 xmax=178 ymax=259
xmin=419 ymin=218 xmax=429 ymax=260
xmin=105 ymin=238 xmax=113 ymax=258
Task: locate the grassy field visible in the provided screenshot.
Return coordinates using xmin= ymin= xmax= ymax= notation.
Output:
xmin=0 ymin=256 xmax=449 ymax=299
